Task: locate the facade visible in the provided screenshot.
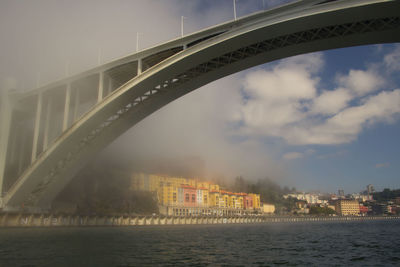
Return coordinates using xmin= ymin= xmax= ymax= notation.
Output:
xmin=283 ymin=193 xmax=322 ymax=204
xmin=130 ymin=173 xmax=261 ymax=216
xmin=249 ymin=193 xmax=261 ymax=209
xmin=335 ymin=199 xmax=360 ymax=216
xmin=262 ymin=204 xmax=276 ymax=214
xmin=244 ymin=195 xmax=253 ymax=210
xmin=183 ymin=185 xmax=197 ymax=207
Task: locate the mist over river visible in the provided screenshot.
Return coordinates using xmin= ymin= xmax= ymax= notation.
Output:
xmin=1 ymin=221 xmax=400 ymax=266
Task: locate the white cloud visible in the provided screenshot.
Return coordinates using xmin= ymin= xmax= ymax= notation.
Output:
xmin=337 ymin=69 xmax=383 ymax=97
xmin=234 ymin=49 xmax=400 ymax=146
xmin=384 ymin=45 xmax=400 ymax=72
xmin=311 ymin=87 xmax=352 ymax=115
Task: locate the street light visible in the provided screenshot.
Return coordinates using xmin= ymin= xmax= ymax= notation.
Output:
xmin=181 ymin=16 xmax=186 ymax=37
xmin=233 ymin=0 xmax=237 ymax=21
xmin=136 ymin=32 xmax=142 ymax=52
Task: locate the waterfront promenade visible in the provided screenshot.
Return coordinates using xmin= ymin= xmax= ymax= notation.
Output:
xmin=1 ymin=213 xmax=399 ymax=227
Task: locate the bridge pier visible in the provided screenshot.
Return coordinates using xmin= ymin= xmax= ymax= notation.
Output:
xmin=0 ymin=89 xmax=12 ymax=206
xmin=31 ymin=92 xmax=42 ymax=162
xmin=63 ymin=84 xmax=71 ymax=131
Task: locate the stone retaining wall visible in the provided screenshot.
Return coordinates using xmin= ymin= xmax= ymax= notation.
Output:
xmin=0 ymin=213 xmax=398 ymax=227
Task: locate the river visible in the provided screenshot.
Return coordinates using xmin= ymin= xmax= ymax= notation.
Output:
xmin=1 ymin=220 xmax=400 ymax=266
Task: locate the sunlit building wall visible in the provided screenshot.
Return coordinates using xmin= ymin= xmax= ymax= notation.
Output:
xmin=209 ymin=191 xmax=220 ymax=207
xmin=249 ymin=193 xmax=261 ymax=209
xmin=178 ymin=187 xmax=184 ymax=206
xmin=335 ymin=199 xmax=360 ymax=216
xmin=229 ymin=194 xmax=237 ymax=209
xmin=244 ymin=195 xmax=253 ymax=210
xmin=209 ymin=184 xmax=220 ymax=191
xmin=183 ymin=185 xmax=197 ymax=207
xmin=237 ymin=194 xmax=244 ymax=209
xmin=262 ymin=204 xmax=276 ymax=214
xmin=197 ymin=189 xmax=203 ymax=206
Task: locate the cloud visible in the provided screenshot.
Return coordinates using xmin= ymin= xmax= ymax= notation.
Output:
xmin=375 ymin=162 xmax=390 ymax=168
xmin=283 ymin=152 xmax=303 ymax=160
xmin=310 ymin=87 xmax=352 ymax=115
xmin=337 ymin=69 xmax=383 ymax=97
xmin=384 ymin=45 xmax=400 ymax=72
xmin=234 ymin=49 xmax=399 ymax=145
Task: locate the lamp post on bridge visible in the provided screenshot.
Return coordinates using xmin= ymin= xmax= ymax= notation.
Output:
xmin=181 ymin=16 xmax=186 ymax=38
xmin=136 ymin=32 xmax=142 ymax=52
xmin=233 ymin=0 xmax=237 ymax=21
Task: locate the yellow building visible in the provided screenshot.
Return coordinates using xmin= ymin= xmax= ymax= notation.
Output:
xmin=220 ymin=191 xmax=230 ymax=208
xmin=248 ymin=193 xmax=261 ymax=209
xmin=158 ymin=184 xmax=178 ymax=206
xmin=202 ymin=189 xmax=209 ymax=207
xmin=130 ymin=173 xmax=147 ymax=191
xmin=209 ymin=190 xmax=220 ymax=207
xmin=229 ymin=194 xmax=237 ymax=209
xmin=236 ymin=194 xmax=244 ymax=209
xmin=131 ymin=173 xmax=264 ymax=213
xmin=209 ymin=184 xmax=220 ymax=191
xmin=197 ymin=181 xmax=211 ymax=190
xmin=262 ymin=203 xmax=276 ymax=214
xmin=335 ymin=199 xmax=360 ymax=216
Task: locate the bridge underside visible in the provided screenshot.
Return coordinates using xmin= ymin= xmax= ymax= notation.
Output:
xmin=1 ymin=0 xmax=400 ymax=211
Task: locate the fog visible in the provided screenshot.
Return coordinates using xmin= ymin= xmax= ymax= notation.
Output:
xmin=0 ymin=0 xmax=293 ymax=192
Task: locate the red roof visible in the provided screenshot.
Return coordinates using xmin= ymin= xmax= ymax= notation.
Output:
xmin=180 ymin=185 xmax=196 ymax=189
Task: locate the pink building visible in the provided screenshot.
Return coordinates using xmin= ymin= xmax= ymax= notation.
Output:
xmin=182 ymin=185 xmax=197 ymax=207
xmin=244 ymin=194 xmax=253 ymax=210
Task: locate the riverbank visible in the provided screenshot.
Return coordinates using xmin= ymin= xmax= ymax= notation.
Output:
xmin=1 ymin=213 xmax=399 ymax=227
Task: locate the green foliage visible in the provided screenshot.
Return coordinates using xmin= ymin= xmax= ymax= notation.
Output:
xmin=309 ymin=206 xmax=336 ymax=215
xmin=372 ymin=188 xmax=400 ymax=203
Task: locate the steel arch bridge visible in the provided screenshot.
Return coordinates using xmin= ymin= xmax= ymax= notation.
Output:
xmin=0 ymin=0 xmax=399 ymax=211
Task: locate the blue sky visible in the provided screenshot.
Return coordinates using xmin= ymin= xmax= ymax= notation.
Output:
xmin=1 ymin=0 xmax=399 ymax=194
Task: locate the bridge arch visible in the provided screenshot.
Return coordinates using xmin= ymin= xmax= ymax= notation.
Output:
xmin=2 ymin=0 xmax=400 ymax=210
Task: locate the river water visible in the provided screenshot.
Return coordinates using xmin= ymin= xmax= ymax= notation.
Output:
xmin=1 ymin=220 xmax=399 ymax=266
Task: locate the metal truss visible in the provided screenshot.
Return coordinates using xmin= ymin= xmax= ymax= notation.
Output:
xmin=14 ymin=16 xmax=400 ymax=206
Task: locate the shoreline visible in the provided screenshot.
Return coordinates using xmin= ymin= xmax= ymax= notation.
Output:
xmin=1 ymin=213 xmax=399 ymax=227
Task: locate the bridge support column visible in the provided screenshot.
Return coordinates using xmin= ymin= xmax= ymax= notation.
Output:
xmin=63 ymin=83 xmax=71 ymax=131
xmin=73 ymin=87 xmax=80 ymax=121
xmin=97 ymin=72 xmax=104 ymax=103
xmin=137 ymin=58 xmax=142 ymax=75
xmin=42 ymin=97 xmax=52 ymax=151
xmin=18 ymin=130 xmax=27 ymax=175
xmin=31 ymin=92 xmax=42 ymax=163
xmin=0 ymin=89 xmax=12 ymax=205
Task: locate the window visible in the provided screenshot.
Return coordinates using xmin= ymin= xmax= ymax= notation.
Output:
xmin=173 ymin=193 xmax=177 ymax=202
xmin=204 ymin=195 xmax=208 ymax=204
xmin=185 ymin=193 xmax=189 ymax=202
xmin=192 ymin=194 xmax=196 ymax=202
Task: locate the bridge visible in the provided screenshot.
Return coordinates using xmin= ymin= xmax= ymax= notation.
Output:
xmin=0 ymin=0 xmax=399 ymax=212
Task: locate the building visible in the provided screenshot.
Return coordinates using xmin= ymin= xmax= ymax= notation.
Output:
xmin=130 ymin=173 xmax=261 ymax=216
xmin=182 ymin=185 xmax=197 ymax=207
xmin=262 ymin=204 xmax=275 ymax=214
xmin=249 ymin=193 xmax=261 ymax=209
xmin=209 ymin=190 xmax=220 ymax=207
xmin=335 ymin=199 xmax=360 ymax=216
xmin=359 ymin=205 xmax=369 ymax=215
xmin=244 ymin=194 xmax=253 ymax=210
